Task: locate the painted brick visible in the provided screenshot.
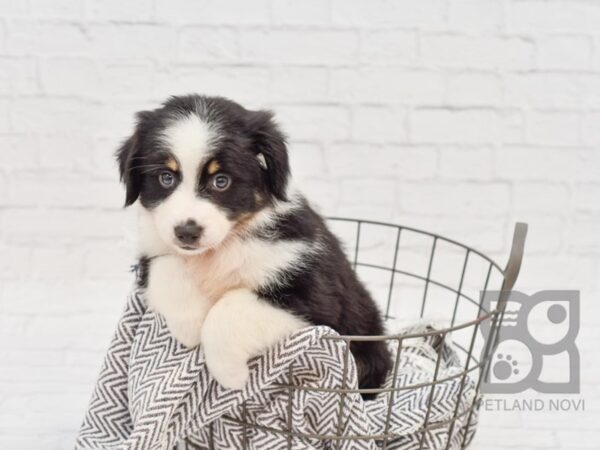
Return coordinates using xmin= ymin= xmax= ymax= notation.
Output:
xmin=0 ymin=1 xmax=597 ymax=448
xmin=330 ymin=68 xmax=445 ymax=104
xmin=399 ymin=182 xmax=510 ymax=217
xmin=331 ymin=0 xmax=445 ymax=29
xmin=272 ymin=0 xmax=331 ymax=25
xmin=40 ymin=58 xmax=100 ymax=96
xmin=351 ymin=105 xmax=407 ymax=143
xmin=574 ymin=183 xmax=600 ymax=216
xmin=326 ymin=144 xmax=437 ymax=180
xmin=84 ymin=0 xmax=155 ymax=21
xmin=340 ymin=178 xmax=396 ymax=205
xmin=505 ymin=73 xmax=585 ymax=109
xmin=6 ymin=22 xmax=91 ymax=56
xmin=288 ymin=143 xmax=326 ymax=178
xmin=10 ymin=98 xmax=87 ymax=133
xmin=514 ymin=183 xmax=570 ymax=214
xmin=526 ymin=112 xmax=581 ymax=147
xmin=0 ymin=0 xmax=28 ymax=16
xmin=88 ymin=25 xmax=178 ymax=60
xmin=507 ymin=1 xmax=600 ymax=34
xmin=581 ymin=112 xmax=600 ymax=145
xmin=0 ymin=57 xmax=38 ymax=95
xmin=179 ymin=27 xmax=239 ymax=62
xmin=448 ymin=0 xmax=503 ymax=32
xmin=494 ymin=147 xmax=577 ymax=181
xmin=411 ymin=109 xmax=501 ymax=144
xmin=446 ymin=73 xmax=503 ymax=106
xmin=155 ymin=0 xmax=270 ymax=25
xmin=421 ymin=34 xmax=534 ymax=70
xmin=270 ymin=67 xmax=329 ymax=102
xmin=153 ymin=65 xmax=271 ymax=104
xmin=240 ymin=29 xmax=359 ymax=64
xmin=537 ymin=36 xmax=593 ymax=71
xmin=30 ymin=0 xmax=82 ymax=20
xmin=276 ymin=105 xmax=351 ymax=141
xmin=576 ymin=149 xmax=600 ymax=182
xmin=439 ymin=146 xmax=494 ymax=180
xmin=0 ymin=134 xmax=38 ymax=168
xmin=359 ymin=30 xmax=417 ymax=65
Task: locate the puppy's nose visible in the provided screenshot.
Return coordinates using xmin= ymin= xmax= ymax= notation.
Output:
xmin=174 ymin=220 xmax=203 ymax=246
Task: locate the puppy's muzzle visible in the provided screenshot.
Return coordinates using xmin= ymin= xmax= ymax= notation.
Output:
xmin=174 ymin=220 xmax=204 ymax=247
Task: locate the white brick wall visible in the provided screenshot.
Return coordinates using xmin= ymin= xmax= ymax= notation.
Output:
xmin=0 ymin=0 xmax=598 ymax=448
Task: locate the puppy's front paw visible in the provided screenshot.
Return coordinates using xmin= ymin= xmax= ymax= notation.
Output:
xmin=201 ymin=289 xmax=256 ymax=389
xmin=200 ymin=287 xmax=307 ymax=389
xmin=145 ymin=255 xmax=212 ymax=349
xmin=204 ymin=352 xmax=250 ymax=389
xmin=167 ymin=318 xmax=203 ymax=349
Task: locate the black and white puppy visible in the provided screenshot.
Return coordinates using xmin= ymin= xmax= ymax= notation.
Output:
xmin=117 ymin=95 xmax=391 ymax=397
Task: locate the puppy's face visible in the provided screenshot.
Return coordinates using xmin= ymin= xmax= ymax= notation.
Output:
xmin=116 ymin=95 xmax=290 ymax=255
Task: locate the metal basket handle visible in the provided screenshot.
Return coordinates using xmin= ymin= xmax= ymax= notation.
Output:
xmin=498 ymin=222 xmax=528 ymax=309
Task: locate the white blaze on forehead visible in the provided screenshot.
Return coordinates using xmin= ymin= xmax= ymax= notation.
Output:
xmin=150 ymin=113 xmax=232 ymax=253
xmin=162 ymin=113 xmax=214 ymax=181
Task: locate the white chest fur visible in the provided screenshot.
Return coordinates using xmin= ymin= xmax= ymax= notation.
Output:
xmin=183 ymin=235 xmax=311 ymax=302
xmin=144 ymin=232 xmax=311 ymax=348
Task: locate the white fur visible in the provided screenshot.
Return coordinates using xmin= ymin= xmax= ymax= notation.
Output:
xmin=145 ymin=255 xmax=215 ymax=348
xmin=152 ymin=189 xmax=233 ymax=253
xmin=147 ymin=114 xmax=234 ymax=255
xmin=141 ymin=199 xmax=316 ymax=387
xmin=244 ymin=188 xmax=302 ymax=233
xmin=162 ymin=113 xmax=214 ymax=167
xmin=201 ymin=288 xmax=308 ymax=389
xmin=184 ymin=232 xmax=314 ymax=301
xmin=138 ymin=114 xmax=314 ymax=388
xmin=139 ymin=193 xmax=314 ymax=299
xmin=138 ymin=206 xmax=170 ymax=256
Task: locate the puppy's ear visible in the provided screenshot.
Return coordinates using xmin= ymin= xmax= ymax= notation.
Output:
xmin=249 ymin=110 xmax=290 ymax=201
xmin=116 ymin=113 xmax=149 ymax=207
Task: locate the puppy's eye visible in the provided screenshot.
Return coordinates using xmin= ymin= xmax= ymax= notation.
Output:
xmin=158 ymin=171 xmax=175 ymax=188
xmin=212 ymin=174 xmax=231 ymax=191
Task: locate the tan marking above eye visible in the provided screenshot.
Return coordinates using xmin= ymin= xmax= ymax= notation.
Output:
xmin=207 ymin=159 xmax=220 ymax=175
xmin=166 ymin=157 xmax=179 ymax=172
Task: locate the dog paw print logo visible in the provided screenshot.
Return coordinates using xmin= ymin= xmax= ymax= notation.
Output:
xmin=493 ymin=353 xmax=520 ymax=381
xmin=480 ymin=290 xmax=580 ymax=394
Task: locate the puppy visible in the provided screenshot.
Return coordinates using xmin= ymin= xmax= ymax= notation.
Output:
xmin=116 ymin=95 xmax=391 ymax=398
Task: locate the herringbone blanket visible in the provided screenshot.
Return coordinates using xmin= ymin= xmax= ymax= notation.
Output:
xmin=76 ymin=292 xmax=478 ymax=450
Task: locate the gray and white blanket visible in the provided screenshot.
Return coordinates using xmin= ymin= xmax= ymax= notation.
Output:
xmin=76 ymin=292 xmax=478 ymax=450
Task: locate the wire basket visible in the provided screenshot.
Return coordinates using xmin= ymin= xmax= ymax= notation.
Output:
xmin=178 ymin=219 xmax=527 ymax=450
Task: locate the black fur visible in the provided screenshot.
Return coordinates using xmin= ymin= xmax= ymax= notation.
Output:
xmin=116 ymin=95 xmax=289 ymax=214
xmin=255 ymin=199 xmax=391 ymax=399
xmin=116 ymin=128 xmax=144 ymax=207
xmin=121 ymin=94 xmax=392 ymax=399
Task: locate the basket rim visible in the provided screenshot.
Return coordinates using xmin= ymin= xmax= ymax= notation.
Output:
xmin=327 ymin=217 xmax=504 ymax=274
xmin=325 ymin=216 xmax=506 ymax=340
xmin=321 ymin=309 xmax=500 ymax=342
